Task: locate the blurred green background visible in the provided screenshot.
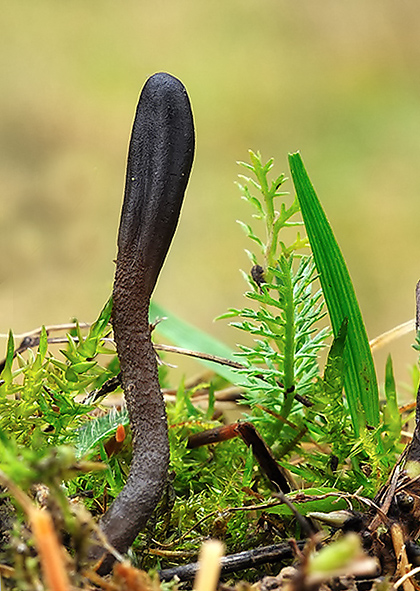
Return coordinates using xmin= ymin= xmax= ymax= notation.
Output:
xmin=2 ymin=0 xmax=420 ymax=388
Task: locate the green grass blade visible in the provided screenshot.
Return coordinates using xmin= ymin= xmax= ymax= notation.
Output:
xmin=288 ymin=152 xmax=379 ymax=433
xmin=383 ymin=354 xmax=401 ymax=447
xmin=149 ymin=301 xmax=238 ymax=384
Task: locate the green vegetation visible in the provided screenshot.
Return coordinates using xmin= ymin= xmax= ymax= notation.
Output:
xmin=0 ymin=152 xmax=415 ymax=587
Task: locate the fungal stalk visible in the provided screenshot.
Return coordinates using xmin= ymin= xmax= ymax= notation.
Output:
xmin=90 ymin=72 xmax=195 ymax=572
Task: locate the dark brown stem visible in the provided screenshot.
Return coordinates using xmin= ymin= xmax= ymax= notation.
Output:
xmin=158 ymin=541 xmax=305 ymax=582
xmin=187 ymin=422 xmax=291 ymax=493
xmin=90 ymin=72 xmax=194 ymax=572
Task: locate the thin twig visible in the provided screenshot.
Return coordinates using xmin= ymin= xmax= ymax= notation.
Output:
xmin=0 ymin=332 xmax=243 ymax=372
xmin=394 ymin=566 xmax=420 ymax=590
xmin=5 ymin=317 xmax=414 ymax=416
xmin=153 ymin=343 xmax=243 ymax=368
xmin=158 ymin=541 xmax=306 ymax=582
xmin=0 ymin=322 xmax=91 ymax=340
xmin=369 ymin=319 xmax=414 ymax=352
xmin=273 ymin=490 xmax=316 ymax=537
xmin=391 ymin=522 xmax=416 ymax=591
xmin=2 ymin=317 xmax=415 ymax=348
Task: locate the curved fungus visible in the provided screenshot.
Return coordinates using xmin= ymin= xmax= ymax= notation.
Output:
xmin=90 ymin=72 xmax=195 ymax=573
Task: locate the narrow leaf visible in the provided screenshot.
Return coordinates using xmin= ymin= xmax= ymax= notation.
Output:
xmin=38 ymin=326 xmax=48 ymax=360
xmin=149 ymin=301 xmax=238 ymax=384
xmin=288 ymin=152 xmax=379 ymax=433
xmin=266 ymin=487 xmax=348 ymax=516
xmin=0 ymin=331 xmax=15 ymax=384
xmin=383 ymin=354 xmax=401 ymax=444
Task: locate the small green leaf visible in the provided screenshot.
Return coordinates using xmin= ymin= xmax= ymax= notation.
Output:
xmin=78 ymin=297 xmax=113 ymax=358
xmin=89 ymin=297 xmax=113 ymax=339
xmin=1 ymin=330 xmax=15 ymax=385
xmin=242 ymin=446 xmax=254 ymax=489
xmin=70 ymin=361 xmax=97 ymax=375
xmin=183 ymin=388 xmax=200 ymax=418
xmin=38 ymin=326 xmax=48 ymax=360
xmin=205 ymin=383 xmax=216 ymax=420
xmin=65 ymin=367 xmax=79 ymax=383
xmin=236 ymin=220 xmax=264 ymax=247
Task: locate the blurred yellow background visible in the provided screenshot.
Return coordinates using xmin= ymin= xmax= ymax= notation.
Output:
xmin=2 ymin=0 xmax=420 ymax=388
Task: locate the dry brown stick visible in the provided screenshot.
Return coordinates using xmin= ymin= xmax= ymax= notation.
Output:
xmin=0 ymin=326 xmax=314 ymax=407
xmin=1 ymin=332 xmax=312 ymax=412
xmin=0 ymin=335 xmax=243 ymax=373
xmin=2 ymin=315 xmax=414 ymax=350
xmin=188 ymin=422 xmax=291 ymax=493
xmin=369 ymin=319 xmax=414 ymax=352
xmin=153 ymin=343 xmax=244 ymax=369
xmin=391 ymin=523 xmax=415 ymax=591
xmin=0 ymin=322 xmax=91 ymax=340
xmin=158 ymin=541 xmax=305 ymax=582
xmin=394 ymin=566 xmax=420 ymax=590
